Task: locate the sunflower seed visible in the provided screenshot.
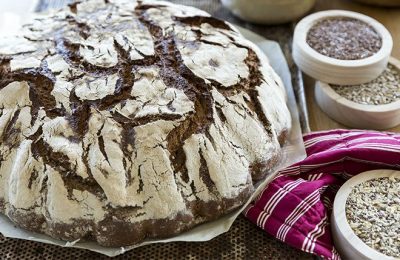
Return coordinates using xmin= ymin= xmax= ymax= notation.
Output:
xmin=346 ymin=177 xmax=400 ymax=258
xmin=331 ymin=64 xmax=400 ymax=105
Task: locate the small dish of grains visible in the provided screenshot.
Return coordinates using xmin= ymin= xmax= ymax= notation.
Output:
xmin=293 ymin=10 xmax=393 ymax=85
xmin=332 ymin=169 xmax=400 ymax=260
xmin=315 ymin=57 xmax=400 ymax=130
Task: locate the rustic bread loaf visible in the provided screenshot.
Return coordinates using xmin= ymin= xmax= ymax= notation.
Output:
xmin=0 ymin=0 xmax=291 ymax=246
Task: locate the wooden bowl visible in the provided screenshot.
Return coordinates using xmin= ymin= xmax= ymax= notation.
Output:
xmin=293 ymin=10 xmax=393 ymax=85
xmin=315 ymin=57 xmax=400 ymax=130
xmin=332 ymin=169 xmax=400 ymax=260
xmin=221 ymin=0 xmax=316 ymax=24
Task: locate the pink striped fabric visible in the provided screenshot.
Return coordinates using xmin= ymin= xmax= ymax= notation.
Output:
xmin=244 ymin=129 xmax=400 ymax=259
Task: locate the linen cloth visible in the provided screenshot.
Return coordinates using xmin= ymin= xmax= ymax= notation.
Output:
xmin=245 ymin=129 xmax=400 ymax=259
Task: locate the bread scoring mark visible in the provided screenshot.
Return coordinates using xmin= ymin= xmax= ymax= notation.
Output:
xmin=3 ymin=110 xmax=21 ymax=144
xmin=173 ymin=16 xmax=233 ymax=31
xmin=136 ymin=7 xmax=214 ymax=187
xmin=0 ymin=0 xmax=291 ymax=246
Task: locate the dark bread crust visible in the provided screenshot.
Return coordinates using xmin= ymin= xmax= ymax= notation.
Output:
xmin=8 ymin=186 xmax=253 ymax=247
xmin=0 ymin=0 xmax=290 ymax=247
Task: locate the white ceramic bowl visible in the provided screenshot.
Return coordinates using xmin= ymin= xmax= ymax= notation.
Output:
xmin=221 ymin=0 xmax=316 ymax=24
xmin=293 ymin=10 xmax=393 ymax=85
xmin=332 ymin=169 xmax=400 ymax=260
xmin=315 ymin=57 xmax=400 ymax=130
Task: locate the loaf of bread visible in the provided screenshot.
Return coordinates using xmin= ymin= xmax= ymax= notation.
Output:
xmin=0 ymin=0 xmax=291 ymax=246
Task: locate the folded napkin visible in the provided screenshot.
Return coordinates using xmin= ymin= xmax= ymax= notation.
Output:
xmin=244 ymin=129 xmax=400 ymax=259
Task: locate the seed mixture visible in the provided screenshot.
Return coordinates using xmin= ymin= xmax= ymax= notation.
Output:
xmin=346 ymin=176 xmax=400 ymax=258
xmin=307 ymin=17 xmax=382 ymax=60
xmin=330 ymin=64 xmax=400 ymax=105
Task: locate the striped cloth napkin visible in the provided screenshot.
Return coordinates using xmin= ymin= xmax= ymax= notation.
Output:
xmin=244 ymin=129 xmax=400 ymax=259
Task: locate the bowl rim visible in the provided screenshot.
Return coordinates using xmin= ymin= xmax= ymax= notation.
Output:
xmin=333 ymin=169 xmax=400 ymax=260
xmin=316 ymin=57 xmax=400 ymax=113
xmin=222 ymin=0 xmax=316 ymax=6
xmin=294 ymin=10 xmax=393 ymax=68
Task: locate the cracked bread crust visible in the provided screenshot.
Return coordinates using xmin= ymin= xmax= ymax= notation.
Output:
xmin=0 ymin=0 xmax=291 ymax=247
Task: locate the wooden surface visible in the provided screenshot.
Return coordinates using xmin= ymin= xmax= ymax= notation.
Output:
xmin=306 ymin=0 xmax=400 ymax=132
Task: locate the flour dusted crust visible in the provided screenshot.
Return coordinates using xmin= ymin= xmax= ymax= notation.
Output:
xmin=0 ymin=0 xmax=291 ymax=246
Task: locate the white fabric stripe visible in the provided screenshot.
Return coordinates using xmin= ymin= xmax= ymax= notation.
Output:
xmin=312 ymin=172 xmax=323 ymax=181
xmin=279 ymin=193 xmax=321 ymax=241
xmin=259 ymin=179 xmax=305 ymax=228
xmin=300 ymin=161 xmax=342 ymax=171
xmin=304 ymin=129 xmax=346 ymax=135
xmin=348 ymin=156 xmax=400 ymax=167
xmin=352 ymin=142 xmax=400 ymax=149
xmin=272 ymin=167 xmax=301 ymax=181
xmin=257 ymin=211 xmax=269 ymax=231
xmin=306 ymin=131 xmax=387 ymax=149
xmin=276 ymin=189 xmax=321 ymax=240
xmin=352 ymin=143 xmax=400 ymax=153
xmin=304 ymin=135 xmax=340 ymax=147
xmin=304 ymin=134 xmax=345 ymax=148
xmin=263 ymin=179 xmax=304 ymax=212
xmin=304 ymin=132 xmax=363 ymax=148
xmin=278 ymin=166 xmax=299 ymax=176
xmin=255 ymin=207 xmax=264 ymax=228
xmin=284 ymin=159 xmax=349 ymax=177
xmin=310 ymin=221 xmax=328 ymax=253
xmin=306 ymin=216 xmax=328 ymax=252
xmin=258 ymin=179 xmax=305 ymax=228
xmin=280 ymin=158 xmax=344 ymax=177
xmin=346 ymin=136 xmax=399 ymax=145
xmin=322 ymin=197 xmax=332 ymax=208
xmin=332 ymin=246 xmax=340 ymax=260
xmin=307 ymin=174 xmax=316 ymax=181
xmin=257 ymin=179 xmax=304 ymax=228
xmin=282 ymin=154 xmax=400 ymax=178
xmin=319 ymin=185 xmax=328 ymax=194
xmin=324 ymin=143 xmax=400 ymax=152
xmin=323 ymin=143 xmax=348 ymax=153
xmin=256 ymin=179 xmax=303 ymax=227
xmin=301 ymin=218 xmax=321 ymax=251
xmin=279 ymin=185 xmax=328 ymax=241
xmin=299 ymin=159 xmax=344 ymax=169
xmin=310 ymin=174 xmax=317 ymax=181
xmin=308 ymin=172 xmax=323 ymax=181
xmin=353 ymin=142 xmax=400 ymax=149
xmin=315 ymin=135 xmax=398 ymax=149
xmin=302 ymin=215 xmax=327 ymax=252
xmin=304 ymin=131 xmax=362 ymax=146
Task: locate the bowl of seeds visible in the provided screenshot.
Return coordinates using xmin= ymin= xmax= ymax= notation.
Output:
xmin=293 ymin=10 xmax=393 ymax=85
xmin=332 ymin=169 xmax=400 ymax=260
xmin=315 ymin=57 xmax=400 ymax=130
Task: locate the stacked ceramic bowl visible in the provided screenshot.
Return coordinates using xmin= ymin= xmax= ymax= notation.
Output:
xmin=293 ymin=10 xmax=400 ymax=130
